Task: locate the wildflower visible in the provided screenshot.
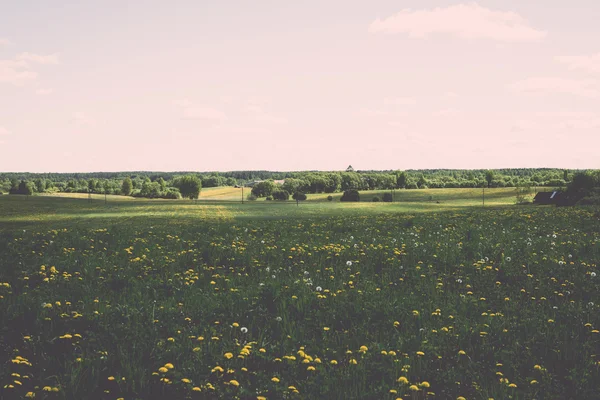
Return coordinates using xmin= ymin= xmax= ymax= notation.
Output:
xmin=181 ymin=378 xmax=191 ymax=383
xmin=158 ymin=367 xmax=168 ymax=373
xmin=307 ymin=366 xmax=316 ymax=371
xmin=397 ymin=376 xmax=409 ymax=384
xmin=224 ymin=352 xmax=234 ymax=359
xmin=359 ymin=345 xmax=368 ymax=353
xmin=458 ymin=350 xmax=466 ymax=355
xmin=330 ymin=360 xmax=338 ymax=365
xmin=409 ymin=385 xmax=419 ymax=391
xmin=229 ymin=380 xmax=240 ymax=387
xmin=271 ymin=377 xmax=280 ymax=383
xmin=192 ymin=387 xmax=201 ymax=392
xmin=164 ymin=363 xmax=174 ymax=369
xmin=241 ymin=327 xmax=248 ymax=333
xmin=108 ymin=376 xmax=115 ymax=381
xmin=420 ymin=382 xmax=430 ymax=388
xmin=416 ymin=351 xmax=425 ymax=356
xmin=346 ymin=261 xmax=352 ymax=266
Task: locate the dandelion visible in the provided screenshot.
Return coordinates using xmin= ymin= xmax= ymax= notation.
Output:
xmin=241 ymin=327 xmax=248 ymax=333
xmin=409 ymin=385 xmax=419 ymax=391
xmin=229 ymin=380 xmax=240 ymax=387
xmin=591 ymin=272 xmax=597 ymax=277
xmin=316 ymin=286 xmax=322 ymax=292
xmin=164 ymin=363 xmax=174 ymax=369
xmin=346 ymin=261 xmax=352 ymax=266
xmin=224 ymin=352 xmax=234 ymax=359
xmin=397 ymin=376 xmax=409 ymax=384
xmin=271 ymin=377 xmax=280 ymax=383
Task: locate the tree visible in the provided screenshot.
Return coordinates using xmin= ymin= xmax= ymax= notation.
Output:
xmin=272 ymin=190 xmax=290 ymax=201
xmin=340 ymin=189 xmax=360 ymax=202
xmin=382 ymin=192 xmax=393 ymax=202
xmin=175 ymin=175 xmax=202 ymax=199
xmin=121 ymin=177 xmax=133 ymax=196
xmin=515 ymin=183 xmax=533 ymax=205
xmin=251 ymin=180 xmax=275 ymax=198
xmin=396 ymin=172 xmax=407 ymax=188
xmin=485 ymin=170 xmax=495 ymax=188
xmin=18 ymin=180 xmax=34 ymax=196
xmin=292 ymin=192 xmax=307 ymax=201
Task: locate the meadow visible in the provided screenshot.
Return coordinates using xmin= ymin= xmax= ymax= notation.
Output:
xmin=0 ymin=188 xmax=598 ymax=399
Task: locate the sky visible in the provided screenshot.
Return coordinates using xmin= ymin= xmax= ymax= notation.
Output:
xmin=1 ymin=0 xmax=599 ymax=172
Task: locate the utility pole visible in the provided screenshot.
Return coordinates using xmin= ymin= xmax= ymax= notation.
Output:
xmin=242 ymin=185 xmax=244 ymax=204
xmin=483 ymin=186 xmax=485 ymax=207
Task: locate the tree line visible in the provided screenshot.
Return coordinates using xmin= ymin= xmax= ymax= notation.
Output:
xmin=0 ymin=169 xmax=595 ymax=200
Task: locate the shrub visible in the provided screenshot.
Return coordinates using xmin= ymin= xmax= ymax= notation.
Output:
xmin=340 ymin=189 xmax=360 ymax=202
xmin=162 ymin=188 xmax=182 ymax=199
xmin=292 ymin=192 xmax=307 ymax=201
xmin=372 ymin=196 xmax=380 ymax=202
xmin=272 ymin=190 xmax=290 ymax=201
xmin=247 ymin=194 xmax=257 ymax=201
xmin=382 ymin=193 xmax=393 ymax=202
xmin=265 ymin=196 xmax=273 ymax=201
xmin=327 ymin=195 xmax=333 ymax=202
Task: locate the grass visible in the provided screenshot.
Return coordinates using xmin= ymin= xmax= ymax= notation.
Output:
xmin=0 ymin=189 xmax=598 ymax=399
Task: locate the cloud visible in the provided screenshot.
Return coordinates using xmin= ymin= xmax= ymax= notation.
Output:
xmin=369 ymin=3 xmax=546 ymax=43
xmin=1 ymin=52 xmax=59 ymax=86
xmin=555 ymin=53 xmax=600 ymax=74
xmin=509 ymin=77 xmax=599 ymax=98
xmin=0 ymin=38 xmax=12 ymax=47
xmin=36 ymin=88 xmax=53 ymax=95
xmin=16 ymin=52 xmax=60 ymax=65
xmin=0 ymin=126 xmax=11 ymax=135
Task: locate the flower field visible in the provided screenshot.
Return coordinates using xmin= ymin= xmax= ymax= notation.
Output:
xmin=0 ymin=206 xmax=599 ymax=399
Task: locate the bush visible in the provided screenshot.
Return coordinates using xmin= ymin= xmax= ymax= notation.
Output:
xmin=382 ymin=193 xmax=393 ymax=202
xmin=327 ymin=195 xmax=333 ymax=201
xmin=272 ymin=190 xmax=290 ymax=201
xmin=340 ymin=189 xmax=360 ymax=202
xmin=162 ymin=188 xmax=182 ymax=199
xmin=247 ymin=194 xmax=257 ymax=201
xmin=372 ymin=196 xmax=380 ymax=202
xmin=265 ymin=196 xmax=273 ymax=201
xmin=406 ymin=183 xmax=418 ymax=189
xmin=292 ymin=192 xmax=307 ymax=201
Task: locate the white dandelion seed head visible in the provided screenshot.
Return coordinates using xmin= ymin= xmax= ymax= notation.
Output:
xmin=265 ymin=267 xmax=270 ymax=272
xmin=261 ymin=240 xmax=265 ymax=244
xmin=272 ymin=275 xmax=276 ymax=279
xmin=346 ymin=261 xmax=352 ymax=266
xmin=591 ymin=272 xmax=597 ymax=278
xmin=240 ymin=327 xmax=248 ymax=333
xmin=456 ymin=279 xmax=463 ymax=284
xmin=506 ymin=257 xmax=512 ymax=262
xmin=275 ymin=316 xmax=282 ymax=322
xmin=316 ymin=286 xmax=323 ymax=292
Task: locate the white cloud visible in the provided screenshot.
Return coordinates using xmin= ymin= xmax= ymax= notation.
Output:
xmin=1 ymin=52 xmax=59 ymax=86
xmin=369 ymin=3 xmax=546 ymax=43
xmin=0 ymin=126 xmax=11 ymax=135
xmin=555 ymin=53 xmax=600 ymax=74
xmin=509 ymin=77 xmax=600 ymax=98
xmin=16 ymin=52 xmax=60 ymax=65
xmin=36 ymin=88 xmax=53 ymax=95
xmin=0 ymin=38 xmax=12 ymax=47
xmin=0 ymin=59 xmax=37 ymax=85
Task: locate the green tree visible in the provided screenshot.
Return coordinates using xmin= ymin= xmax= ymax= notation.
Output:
xmin=485 ymin=170 xmax=495 ymax=188
xmin=175 ymin=175 xmax=202 ymax=199
xmin=251 ymin=181 xmax=275 ymax=198
xmin=121 ymin=177 xmax=133 ymax=196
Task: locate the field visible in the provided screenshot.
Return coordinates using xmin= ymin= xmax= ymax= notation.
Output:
xmin=0 ymin=189 xmax=599 ymax=399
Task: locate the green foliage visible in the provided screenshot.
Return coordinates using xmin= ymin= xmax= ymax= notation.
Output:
xmin=173 ymin=175 xmax=202 ymax=200
xmin=251 ymin=181 xmax=275 ymax=198
xmin=246 ymin=193 xmax=258 ymax=201
xmin=327 ymin=195 xmax=333 ymax=202
xmin=292 ymin=192 xmax=307 ymax=201
xmin=382 ymin=192 xmax=393 ymax=202
xmin=515 ymin=183 xmax=533 ymax=205
xmin=272 ymin=190 xmax=290 ymax=201
xmin=371 ymin=196 xmax=380 ymax=202
xmin=121 ymin=177 xmax=133 ymax=196
xmin=340 ymin=189 xmax=360 ymax=202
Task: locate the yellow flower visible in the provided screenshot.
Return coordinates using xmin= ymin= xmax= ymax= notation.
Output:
xmin=158 ymin=367 xmax=168 ymax=373
xmin=108 ymin=376 xmax=115 ymax=381
xmin=458 ymin=350 xmax=466 ymax=355
xmin=416 ymin=351 xmax=425 ymax=356
xmin=530 ymin=380 xmax=538 ymax=385
xmin=420 ymin=381 xmax=430 ymax=388
xmin=167 ymin=337 xmax=175 ymax=342
xmin=271 ymin=377 xmax=280 ymax=383
xmin=359 ymin=345 xmax=368 ymax=353
xmin=307 ymin=366 xmax=316 ymax=371
xmin=181 ymin=378 xmax=191 ymax=383
xmin=390 ymin=389 xmax=398 ymax=394
xmin=349 ymin=359 xmax=357 ymax=365
xmin=323 ymin=327 xmax=330 ymax=331
xmin=224 ymin=352 xmax=234 ymax=359
xmin=457 ymin=397 xmax=466 ymax=400
xmin=197 ymin=336 xmax=204 ymax=341
xmin=257 ymin=397 xmax=267 ymax=400
xmin=164 ymin=363 xmax=174 ymax=369
xmin=394 ymin=321 xmax=400 ymax=327
xmin=397 ymin=376 xmax=409 ymax=384
xmin=232 ymin=322 xmax=239 ymax=327
xmin=25 ymin=393 xmax=35 ymax=398
xmin=330 ymin=360 xmax=338 ymax=365
xmin=43 ymin=387 xmax=52 ymax=392
xmin=409 ymin=385 xmax=419 ymax=391
xmin=192 ymin=387 xmax=201 ymax=391
xmin=230 ymin=380 xmax=240 ymax=387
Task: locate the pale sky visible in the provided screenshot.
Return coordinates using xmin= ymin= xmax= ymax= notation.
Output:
xmin=1 ymin=0 xmax=599 ymax=172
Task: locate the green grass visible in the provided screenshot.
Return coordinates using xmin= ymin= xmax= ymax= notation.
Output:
xmin=0 ymin=188 xmax=526 ymax=232
xmin=0 ymin=190 xmax=598 ymax=399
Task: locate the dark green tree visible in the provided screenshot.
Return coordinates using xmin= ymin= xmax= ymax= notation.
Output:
xmin=121 ymin=177 xmax=133 ymax=196
xmin=175 ymin=175 xmax=202 ymax=199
